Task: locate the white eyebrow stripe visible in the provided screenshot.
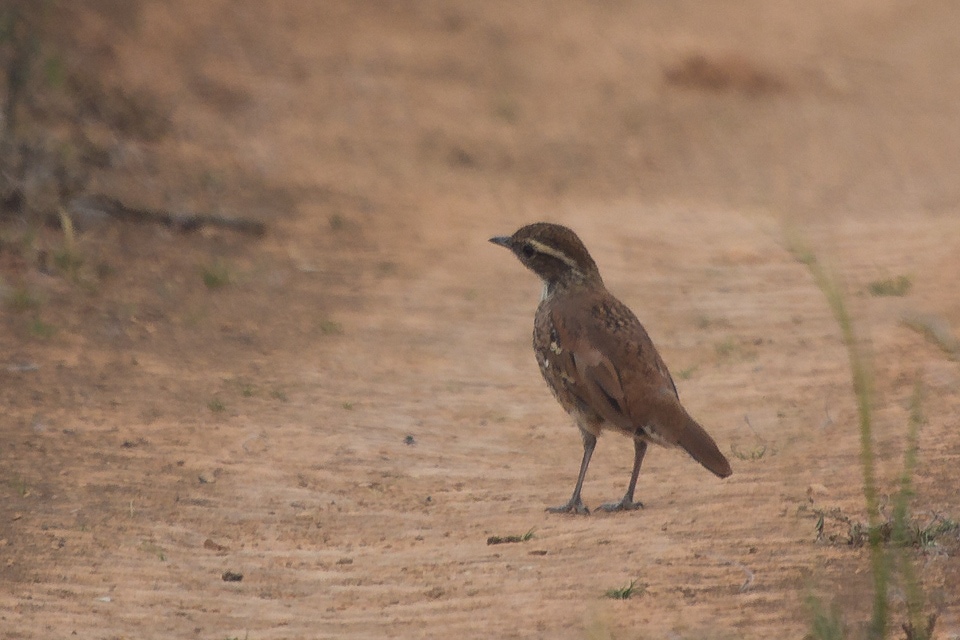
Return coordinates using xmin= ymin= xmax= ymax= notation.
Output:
xmin=528 ymin=239 xmax=580 ymax=271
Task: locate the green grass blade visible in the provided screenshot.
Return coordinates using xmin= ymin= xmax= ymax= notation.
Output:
xmin=791 ymin=239 xmax=888 ymax=639
xmin=893 ymin=380 xmax=928 ymax=639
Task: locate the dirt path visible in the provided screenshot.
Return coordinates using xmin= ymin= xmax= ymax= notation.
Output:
xmin=2 ymin=2 xmax=960 ymax=639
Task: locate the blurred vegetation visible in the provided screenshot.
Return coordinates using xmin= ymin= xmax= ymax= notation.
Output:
xmin=868 ymin=275 xmax=912 ymax=298
xmin=0 ymin=0 xmax=164 ymax=226
xmin=1 ymin=1 xmax=54 ymax=139
xmin=1 ymin=0 xmax=83 ymax=222
xmin=793 ymin=238 xmax=940 ymax=640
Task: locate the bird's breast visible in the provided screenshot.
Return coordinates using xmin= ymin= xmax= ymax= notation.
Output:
xmin=533 ymin=304 xmax=602 ymax=429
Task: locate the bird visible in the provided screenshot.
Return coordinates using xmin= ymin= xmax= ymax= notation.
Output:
xmin=490 ymin=222 xmax=732 ymax=515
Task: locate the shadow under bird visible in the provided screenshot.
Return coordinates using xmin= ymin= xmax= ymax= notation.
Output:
xmin=490 ymin=222 xmax=732 ymax=514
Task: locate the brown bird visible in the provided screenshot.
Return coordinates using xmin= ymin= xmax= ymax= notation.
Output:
xmin=490 ymin=222 xmax=732 ymax=514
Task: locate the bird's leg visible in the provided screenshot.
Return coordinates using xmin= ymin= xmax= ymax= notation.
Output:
xmin=598 ymin=439 xmax=647 ymax=512
xmin=547 ymin=430 xmax=596 ymax=515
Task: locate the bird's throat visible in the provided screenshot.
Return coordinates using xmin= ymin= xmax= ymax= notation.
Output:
xmin=540 ymin=282 xmax=552 ymax=302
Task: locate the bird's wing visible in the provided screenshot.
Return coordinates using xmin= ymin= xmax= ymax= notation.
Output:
xmin=562 ymin=294 xmax=731 ymax=477
xmin=549 ymin=296 xmax=668 ymax=433
xmin=568 ymin=343 xmax=634 ymax=431
xmin=569 ymin=297 xmax=680 ymax=417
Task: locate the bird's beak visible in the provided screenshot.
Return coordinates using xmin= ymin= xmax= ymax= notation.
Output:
xmin=489 ymin=236 xmax=511 ymax=248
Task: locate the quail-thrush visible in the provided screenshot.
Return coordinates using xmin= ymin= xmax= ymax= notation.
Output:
xmin=491 ymin=222 xmax=732 ymax=514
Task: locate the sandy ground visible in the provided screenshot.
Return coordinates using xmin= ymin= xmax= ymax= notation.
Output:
xmin=2 ymin=2 xmax=960 ymax=638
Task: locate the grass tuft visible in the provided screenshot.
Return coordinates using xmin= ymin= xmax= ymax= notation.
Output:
xmin=714 ymin=338 xmax=737 ymax=358
xmin=677 ymin=365 xmax=698 ymax=380
xmin=319 ymin=319 xmax=343 ymax=335
xmin=139 ymin=540 xmax=167 ymax=561
xmin=868 ymin=275 xmax=911 ymax=297
xmin=813 ymin=507 xmax=957 ymax=550
xmin=6 ymin=285 xmax=39 ymax=312
xmin=28 ymin=318 xmax=55 ymax=338
xmin=604 ymin=580 xmax=642 ymax=600
xmin=10 ymin=475 xmax=29 ymax=497
xmin=486 ymin=528 xmax=535 ymax=545
xmin=202 ymin=259 xmax=232 ymax=289
xmin=730 ymin=443 xmax=767 ymax=461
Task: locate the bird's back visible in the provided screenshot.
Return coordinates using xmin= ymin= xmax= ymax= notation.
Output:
xmin=538 ymin=285 xmax=732 ymax=478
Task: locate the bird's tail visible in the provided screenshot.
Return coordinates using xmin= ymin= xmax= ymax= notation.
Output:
xmin=676 ymin=410 xmax=732 ymax=478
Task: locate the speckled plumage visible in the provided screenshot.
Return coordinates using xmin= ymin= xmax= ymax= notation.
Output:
xmin=491 ymin=222 xmax=731 ymax=515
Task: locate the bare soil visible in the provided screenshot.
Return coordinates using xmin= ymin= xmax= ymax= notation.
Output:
xmin=2 ymin=2 xmax=960 ymax=638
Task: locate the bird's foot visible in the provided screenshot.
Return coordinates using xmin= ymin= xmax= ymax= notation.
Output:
xmin=597 ymin=497 xmax=644 ymax=513
xmin=546 ymin=498 xmax=590 ymax=515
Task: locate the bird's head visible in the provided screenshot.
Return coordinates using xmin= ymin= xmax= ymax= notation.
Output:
xmin=489 ymin=222 xmax=601 ymax=287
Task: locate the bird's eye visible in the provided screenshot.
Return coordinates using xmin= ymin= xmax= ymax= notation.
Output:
xmin=521 ymin=243 xmax=536 ymax=258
